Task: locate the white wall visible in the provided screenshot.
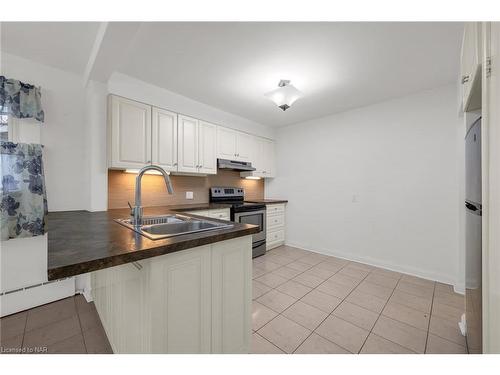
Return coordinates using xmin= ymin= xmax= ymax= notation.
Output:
xmin=108 ymin=72 xmax=275 ymax=139
xmin=266 ymin=84 xmax=462 ymax=287
xmin=1 ymin=53 xmax=88 ymax=212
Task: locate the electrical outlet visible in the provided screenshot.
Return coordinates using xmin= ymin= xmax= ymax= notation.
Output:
xmin=186 ymin=191 xmax=194 ymax=200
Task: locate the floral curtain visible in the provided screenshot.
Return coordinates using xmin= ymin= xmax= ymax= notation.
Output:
xmin=0 ymin=76 xmax=44 ymax=122
xmin=0 ymin=141 xmax=48 ymax=240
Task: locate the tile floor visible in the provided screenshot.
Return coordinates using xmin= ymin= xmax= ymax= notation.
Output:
xmin=0 ymin=245 xmax=467 ymax=354
xmin=252 ymin=245 xmax=468 ymax=354
xmin=0 ymin=295 xmax=112 ymax=354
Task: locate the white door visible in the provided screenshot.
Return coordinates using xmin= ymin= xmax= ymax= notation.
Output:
xmin=198 ymin=121 xmax=217 ymax=174
xmin=211 ymin=237 xmax=252 ymax=353
xmin=235 ymin=132 xmax=254 ymax=162
xmin=217 ymin=127 xmax=237 ymax=159
xmin=178 ymin=115 xmax=199 ymax=173
xmin=110 ymin=96 xmax=152 ymax=168
xmin=152 ymin=107 xmax=178 ymax=172
xmin=261 ymin=138 xmax=275 ymax=177
xmin=150 ymin=247 xmax=212 ymax=353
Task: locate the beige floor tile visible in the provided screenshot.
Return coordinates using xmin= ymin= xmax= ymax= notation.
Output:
xmin=252 ymin=280 xmax=272 ymax=300
xmin=315 ymin=316 xmax=369 ymax=353
xmin=382 ymin=301 xmax=430 ymax=330
xmin=332 ymin=301 xmax=379 ymax=331
xmin=0 ymin=334 xmax=23 ymax=353
xmin=256 ymin=289 xmax=297 ymax=313
xmin=78 ymin=304 xmax=102 ymax=332
xmin=316 ymin=279 xmax=355 ymax=299
xmin=295 ymin=333 xmax=349 ymax=354
xmin=372 ymin=315 xmax=427 ymax=353
xmin=431 ymin=302 xmax=464 ymax=322
xmin=282 ymin=301 xmax=328 ymax=330
xmin=276 ymin=280 xmax=312 ymax=299
xmin=305 ymin=266 xmax=338 ymax=280
xmin=297 ymin=255 xmax=325 ymax=266
xmin=355 ymin=281 xmax=393 ymax=300
xmin=300 ymin=290 xmax=342 ymax=313
xmin=338 ymin=266 xmax=370 ymax=280
xmin=360 ymin=333 xmax=416 ymax=354
xmin=251 ymin=333 xmax=285 ymax=354
xmin=396 ymin=281 xmax=434 ymax=299
xmin=328 ymin=273 xmax=362 ymax=288
xmin=47 ymin=334 xmax=87 ymax=354
xmin=272 ymin=266 xmax=303 ymax=280
xmin=433 ymin=292 xmax=464 ymax=310
xmin=348 ymin=261 xmax=374 ymax=272
xmin=265 ymin=254 xmax=296 ymax=266
xmin=426 ymin=334 xmax=467 ymax=354
xmin=365 ymin=273 xmax=399 ymax=289
xmin=252 ymin=301 xmax=278 ymax=331
xmin=286 ymin=261 xmax=313 ymax=272
xmin=258 ymin=315 xmax=311 ymax=353
xmin=400 ymin=275 xmax=435 ymax=288
xmin=345 ymin=289 xmax=387 ymax=313
xmin=371 ymin=267 xmax=402 ymax=280
xmin=252 ymin=266 xmax=267 ymax=279
xmin=314 ymin=261 xmax=344 ymax=273
xmin=293 ymin=272 xmax=325 ymax=288
xmin=255 ymin=272 xmax=288 ymax=288
xmin=389 ymin=290 xmax=432 ymax=313
xmin=83 ymin=324 xmax=113 ymax=354
xmin=25 ymin=297 xmax=77 ymax=332
xmin=0 ymin=311 xmax=27 ymax=341
xmin=428 ymin=315 xmax=466 ymax=346
xmin=258 ymin=260 xmax=282 ymax=273
xmin=23 ymin=315 xmax=82 ymax=348
xmin=75 ymin=295 xmax=94 ymax=314
xmin=435 ymin=282 xmax=455 ymax=296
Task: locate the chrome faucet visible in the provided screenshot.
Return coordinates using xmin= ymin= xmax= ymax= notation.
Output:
xmin=130 ymin=165 xmax=174 ymax=226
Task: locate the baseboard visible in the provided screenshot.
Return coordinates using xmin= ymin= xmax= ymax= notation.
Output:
xmin=285 ymin=241 xmax=461 ymax=292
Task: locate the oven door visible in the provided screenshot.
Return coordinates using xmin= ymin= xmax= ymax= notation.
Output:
xmin=234 ymin=209 xmax=266 ymax=243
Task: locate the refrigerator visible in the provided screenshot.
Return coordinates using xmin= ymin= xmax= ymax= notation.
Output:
xmin=465 ymin=117 xmax=482 ymax=354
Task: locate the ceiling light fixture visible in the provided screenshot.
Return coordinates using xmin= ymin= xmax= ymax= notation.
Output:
xmin=264 ymin=80 xmax=302 ymax=111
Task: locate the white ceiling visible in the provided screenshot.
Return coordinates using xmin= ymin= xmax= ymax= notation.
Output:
xmin=1 ymin=22 xmax=464 ymax=127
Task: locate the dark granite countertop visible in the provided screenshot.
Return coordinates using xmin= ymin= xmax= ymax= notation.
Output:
xmin=47 ymin=206 xmax=258 ymax=280
xmin=245 ymin=199 xmax=288 ymax=204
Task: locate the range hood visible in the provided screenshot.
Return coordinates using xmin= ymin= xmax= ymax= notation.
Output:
xmin=217 ymin=158 xmax=256 ymax=171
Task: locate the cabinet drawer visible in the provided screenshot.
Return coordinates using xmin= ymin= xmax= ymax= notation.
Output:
xmin=266 ymin=229 xmax=285 ymax=244
xmin=267 ymin=214 xmax=284 ymax=229
xmin=185 ymin=210 xmax=210 ymax=217
xmin=208 ymin=209 xmax=231 ymax=221
xmin=266 ymin=204 xmax=285 ymax=216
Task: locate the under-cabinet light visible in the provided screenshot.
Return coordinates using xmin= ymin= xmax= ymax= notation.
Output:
xmin=244 ymin=176 xmax=261 ymax=180
xmin=124 ymin=169 xmax=170 ymax=176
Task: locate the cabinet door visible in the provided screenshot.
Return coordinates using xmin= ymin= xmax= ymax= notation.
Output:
xmin=110 ymin=95 xmax=151 ymax=168
xmin=235 ymin=132 xmax=254 ymax=162
xmin=152 ymin=108 xmax=178 ymax=172
xmin=217 ymin=127 xmax=237 ymax=159
xmin=150 ymin=246 xmax=211 ymax=353
xmin=461 ymin=22 xmax=483 ymax=111
xmin=178 ymin=115 xmax=199 ymax=173
xmin=261 ymin=138 xmax=275 ymax=177
xmin=211 ymin=237 xmax=252 ymax=353
xmin=198 ymin=121 xmax=217 ymax=174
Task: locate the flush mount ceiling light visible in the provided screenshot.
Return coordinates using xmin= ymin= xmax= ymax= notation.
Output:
xmin=264 ymin=80 xmax=303 ymax=111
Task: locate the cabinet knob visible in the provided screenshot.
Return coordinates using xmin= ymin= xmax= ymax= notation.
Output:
xmin=461 ymin=75 xmax=470 ymax=84
xmin=173 ymin=162 xmax=177 ymax=166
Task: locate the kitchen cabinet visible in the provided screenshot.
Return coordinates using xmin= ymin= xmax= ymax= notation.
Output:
xmin=217 ymin=127 xmax=254 ymax=162
xmin=266 ymin=203 xmax=286 ymax=250
xmin=240 ymin=137 xmax=275 ymax=178
xmin=91 ymin=236 xmax=252 ymax=353
xmin=184 ymin=208 xmax=231 ymax=221
xmin=178 ymin=116 xmax=217 ymax=174
xmin=461 ymin=22 xmax=483 ymax=112
xmin=109 ymin=95 xmax=152 ymax=169
xmin=152 ymin=107 xmax=178 ymax=172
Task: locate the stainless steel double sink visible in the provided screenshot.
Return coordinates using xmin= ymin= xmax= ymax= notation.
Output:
xmin=115 ymin=214 xmax=233 ymax=240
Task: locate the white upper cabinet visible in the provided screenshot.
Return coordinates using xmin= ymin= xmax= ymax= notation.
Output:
xmin=240 ymin=137 xmax=275 ymax=178
xmin=110 ymin=95 xmax=152 ymax=168
xmin=178 ymin=115 xmax=199 ymax=173
xmin=217 ymin=127 xmax=237 ymax=159
xmin=198 ymin=121 xmax=217 ymax=174
xmin=217 ymin=127 xmax=255 ymax=162
xmin=152 ymin=107 xmax=178 ymax=172
xmin=461 ymin=22 xmax=483 ymax=112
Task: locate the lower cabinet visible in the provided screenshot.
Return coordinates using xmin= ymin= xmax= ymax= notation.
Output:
xmin=266 ymin=203 xmax=286 ymax=250
xmin=91 ymin=236 xmax=252 ymax=354
xmin=184 ymin=208 xmax=231 ymax=221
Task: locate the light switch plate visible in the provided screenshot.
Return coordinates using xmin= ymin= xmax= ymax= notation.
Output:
xmin=186 ymin=191 xmax=194 ymax=200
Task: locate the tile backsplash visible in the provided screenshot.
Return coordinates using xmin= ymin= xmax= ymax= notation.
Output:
xmin=107 ymin=169 xmax=264 ymax=209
